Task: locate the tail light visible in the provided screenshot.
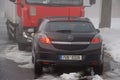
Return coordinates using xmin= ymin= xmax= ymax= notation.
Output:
xmin=39 ymin=36 xmax=51 ymax=44
xmin=91 ymin=37 xmax=101 ymax=44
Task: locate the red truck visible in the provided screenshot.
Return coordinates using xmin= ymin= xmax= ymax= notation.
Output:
xmin=5 ymin=0 xmax=95 ymax=50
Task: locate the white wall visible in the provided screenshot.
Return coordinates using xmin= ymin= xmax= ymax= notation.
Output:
xmin=0 ymin=0 xmax=5 ymax=11
xmin=112 ymin=0 xmax=120 ymax=18
xmin=85 ymin=0 xmax=120 ymax=18
xmin=0 ymin=0 xmax=5 ymax=17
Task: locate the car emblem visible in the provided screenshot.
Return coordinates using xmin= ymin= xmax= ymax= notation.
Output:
xmin=68 ymin=35 xmax=74 ymax=41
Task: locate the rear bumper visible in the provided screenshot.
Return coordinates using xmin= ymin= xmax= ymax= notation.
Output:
xmin=36 ymin=48 xmax=103 ymax=67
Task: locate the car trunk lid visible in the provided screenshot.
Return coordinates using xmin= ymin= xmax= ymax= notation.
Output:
xmin=45 ymin=32 xmax=96 ymax=50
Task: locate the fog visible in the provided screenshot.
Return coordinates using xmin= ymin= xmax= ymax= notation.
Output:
xmin=0 ymin=0 xmax=5 ymax=17
xmin=112 ymin=0 xmax=120 ymax=18
xmin=85 ymin=0 xmax=120 ymax=18
xmin=0 ymin=0 xmax=5 ymax=11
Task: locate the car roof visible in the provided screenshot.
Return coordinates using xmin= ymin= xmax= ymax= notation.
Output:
xmin=44 ymin=16 xmax=91 ymax=22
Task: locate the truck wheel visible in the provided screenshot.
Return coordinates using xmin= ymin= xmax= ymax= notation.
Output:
xmin=32 ymin=55 xmax=34 ymax=64
xmin=34 ymin=58 xmax=43 ymax=75
xmin=8 ymin=32 xmax=13 ymax=40
xmin=7 ymin=23 xmax=13 ymax=40
xmin=18 ymin=43 xmax=26 ymax=51
xmin=94 ymin=64 xmax=103 ymax=75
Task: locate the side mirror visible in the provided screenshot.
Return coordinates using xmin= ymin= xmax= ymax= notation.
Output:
xmin=96 ymin=29 xmax=100 ymax=33
xmin=10 ymin=0 xmax=16 ymax=2
xmin=89 ymin=0 xmax=96 ymax=5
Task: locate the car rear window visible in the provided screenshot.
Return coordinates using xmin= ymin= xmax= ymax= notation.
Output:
xmin=45 ymin=21 xmax=95 ymax=33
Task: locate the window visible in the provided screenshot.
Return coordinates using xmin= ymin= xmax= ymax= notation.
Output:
xmin=26 ymin=0 xmax=83 ymax=6
xmin=46 ymin=21 xmax=95 ymax=33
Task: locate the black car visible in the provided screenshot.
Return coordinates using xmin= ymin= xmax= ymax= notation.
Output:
xmin=32 ymin=17 xmax=104 ymax=75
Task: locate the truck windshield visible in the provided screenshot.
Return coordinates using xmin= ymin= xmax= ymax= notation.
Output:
xmin=26 ymin=0 xmax=83 ymax=6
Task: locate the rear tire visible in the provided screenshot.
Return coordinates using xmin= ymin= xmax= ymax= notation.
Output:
xmin=8 ymin=32 xmax=13 ymax=40
xmin=33 ymin=44 xmax=43 ymax=75
xmin=34 ymin=58 xmax=43 ymax=75
xmin=32 ymin=55 xmax=34 ymax=64
xmin=7 ymin=22 xmax=13 ymax=40
xmin=94 ymin=64 xmax=103 ymax=75
xmin=18 ymin=43 xmax=26 ymax=51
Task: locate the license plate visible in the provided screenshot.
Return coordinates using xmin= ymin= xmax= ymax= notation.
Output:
xmin=60 ymin=55 xmax=82 ymax=60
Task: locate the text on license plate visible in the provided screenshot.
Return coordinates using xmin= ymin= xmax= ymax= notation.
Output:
xmin=60 ymin=55 xmax=82 ymax=60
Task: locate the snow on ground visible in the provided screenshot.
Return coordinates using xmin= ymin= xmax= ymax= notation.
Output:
xmin=35 ymin=73 xmax=80 ymax=80
xmin=92 ymin=75 xmax=103 ymax=80
xmin=90 ymin=18 xmax=120 ymax=62
xmin=35 ymin=73 xmax=103 ymax=80
xmin=104 ymin=69 xmax=120 ymax=80
xmin=60 ymin=73 xmax=80 ymax=80
xmin=100 ymin=28 xmax=120 ymax=62
xmin=4 ymin=44 xmax=33 ymax=69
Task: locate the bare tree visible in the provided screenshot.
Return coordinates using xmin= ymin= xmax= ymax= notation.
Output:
xmin=99 ymin=0 xmax=112 ymax=28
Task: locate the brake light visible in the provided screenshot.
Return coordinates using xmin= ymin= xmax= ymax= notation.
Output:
xmin=39 ymin=36 xmax=51 ymax=44
xmin=91 ymin=37 xmax=101 ymax=44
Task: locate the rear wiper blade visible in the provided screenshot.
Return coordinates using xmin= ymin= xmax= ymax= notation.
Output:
xmin=56 ymin=30 xmax=72 ymax=33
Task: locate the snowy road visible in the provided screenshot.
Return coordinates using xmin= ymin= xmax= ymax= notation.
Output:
xmin=0 ymin=17 xmax=120 ymax=80
xmin=0 ymin=18 xmax=34 ymax=80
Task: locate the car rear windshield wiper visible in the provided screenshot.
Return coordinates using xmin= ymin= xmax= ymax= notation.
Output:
xmin=56 ymin=30 xmax=72 ymax=33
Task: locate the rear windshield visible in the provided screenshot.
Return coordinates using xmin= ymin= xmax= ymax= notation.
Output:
xmin=46 ymin=22 xmax=95 ymax=33
xmin=26 ymin=0 xmax=83 ymax=6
